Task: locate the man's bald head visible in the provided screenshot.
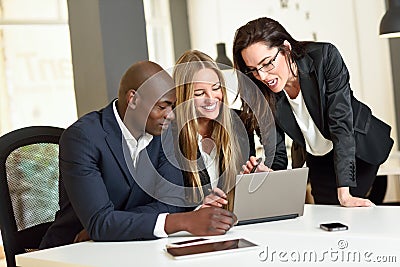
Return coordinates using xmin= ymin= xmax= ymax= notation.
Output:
xmin=119 ymin=61 xmax=163 ymax=100
xmin=117 ymin=61 xmax=174 ymax=116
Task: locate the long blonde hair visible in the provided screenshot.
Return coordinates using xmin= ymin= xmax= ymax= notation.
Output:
xmin=173 ymin=50 xmax=240 ymax=211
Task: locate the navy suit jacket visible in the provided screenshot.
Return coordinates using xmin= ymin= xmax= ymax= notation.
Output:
xmin=40 ymin=101 xmax=185 ymax=249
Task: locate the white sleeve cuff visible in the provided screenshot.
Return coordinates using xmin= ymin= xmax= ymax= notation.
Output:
xmin=153 ymin=213 xmax=169 ymax=238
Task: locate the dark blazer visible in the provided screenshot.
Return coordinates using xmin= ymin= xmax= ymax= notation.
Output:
xmin=40 ymin=101 xmax=185 ymax=249
xmin=237 ymin=109 xmax=288 ymax=171
xmin=274 ymin=42 xmax=393 ymax=187
xmin=176 ymin=109 xmax=249 ymax=207
xmin=180 ymin=146 xmax=237 ymax=207
xmin=195 ymin=150 xmax=233 ymax=195
xmin=183 ymin=150 xmax=237 ymax=209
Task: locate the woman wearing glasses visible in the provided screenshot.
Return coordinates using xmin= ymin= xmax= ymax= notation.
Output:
xmin=233 ymin=17 xmax=393 ymax=207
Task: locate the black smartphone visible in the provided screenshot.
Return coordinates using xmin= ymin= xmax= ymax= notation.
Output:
xmin=320 ymin=222 xmax=348 ymax=231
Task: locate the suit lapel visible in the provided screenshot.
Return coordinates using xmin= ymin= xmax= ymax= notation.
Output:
xmin=197 ymin=150 xmax=211 ymax=186
xmin=297 ymin=54 xmax=325 ymax=132
xmin=102 ymin=101 xmax=135 ymax=187
xmin=275 ymin=92 xmax=304 ymax=145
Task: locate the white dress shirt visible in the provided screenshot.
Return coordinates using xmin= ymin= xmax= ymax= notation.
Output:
xmin=113 ymin=100 xmax=168 ymax=237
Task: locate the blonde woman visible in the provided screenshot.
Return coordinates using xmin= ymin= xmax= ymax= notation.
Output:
xmin=173 ymin=50 xmax=247 ymax=212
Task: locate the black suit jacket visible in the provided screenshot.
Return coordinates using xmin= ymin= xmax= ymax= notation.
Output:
xmin=176 ymin=109 xmax=250 ymax=207
xmin=40 ymin=101 xmax=185 ymax=249
xmin=274 ymin=42 xmax=393 ymax=187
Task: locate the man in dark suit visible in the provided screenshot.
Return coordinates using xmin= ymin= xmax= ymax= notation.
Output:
xmin=40 ymin=61 xmax=237 ymax=249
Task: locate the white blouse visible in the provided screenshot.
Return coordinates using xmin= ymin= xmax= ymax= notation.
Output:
xmin=284 ymin=89 xmax=333 ymax=156
xmin=198 ymin=134 xmax=219 ymax=189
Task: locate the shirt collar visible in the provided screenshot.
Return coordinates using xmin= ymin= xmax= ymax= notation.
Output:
xmin=112 ymin=100 xmax=153 ymax=144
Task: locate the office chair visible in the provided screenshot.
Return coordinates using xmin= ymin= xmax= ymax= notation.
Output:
xmin=0 ymin=126 xmax=64 ymax=267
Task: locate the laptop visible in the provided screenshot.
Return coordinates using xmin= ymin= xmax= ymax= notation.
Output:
xmin=233 ymin=167 xmax=309 ymax=225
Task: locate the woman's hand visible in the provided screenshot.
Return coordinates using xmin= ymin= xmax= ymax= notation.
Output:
xmin=241 ymin=156 xmax=272 ymax=174
xmin=201 ymin=188 xmax=227 ymax=208
xmin=337 ymin=187 xmax=375 ymax=207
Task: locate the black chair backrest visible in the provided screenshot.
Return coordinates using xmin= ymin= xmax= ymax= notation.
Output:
xmin=0 ymin=126 xmax=64 ymax=267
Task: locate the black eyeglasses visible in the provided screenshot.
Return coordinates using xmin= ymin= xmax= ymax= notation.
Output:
xmin=245 ymin=49 xmax=281 ymax=76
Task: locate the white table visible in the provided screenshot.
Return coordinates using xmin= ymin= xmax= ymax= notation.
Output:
xmin=16 ymin=205 xmax=400 ymax=267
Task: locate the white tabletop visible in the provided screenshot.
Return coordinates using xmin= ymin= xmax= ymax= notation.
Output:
xmin=16 ymin=205 xmax=400 ymax=267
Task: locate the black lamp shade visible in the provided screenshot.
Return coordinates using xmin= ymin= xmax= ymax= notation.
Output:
xmin=215 ymin=43 xmax=233 ymax=69
xmin=380 ymin=0 xmax=400 ymax=38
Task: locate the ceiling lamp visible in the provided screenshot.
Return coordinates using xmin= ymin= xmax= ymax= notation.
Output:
xmin=380 ymin=0 xmax=400 ymax=38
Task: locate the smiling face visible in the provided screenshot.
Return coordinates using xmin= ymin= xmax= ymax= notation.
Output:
xmin=241 ymin=42 xmax=291 ymax=94
xmin=144 ymin=89 xmax=176 ymax=135
xmin=192 ymin=68 xmax=223 ymax=121
xmin=124 ymin=88 xmax=176 ymax=138
xmin=122 ymin=64 xmax=177 ymax=139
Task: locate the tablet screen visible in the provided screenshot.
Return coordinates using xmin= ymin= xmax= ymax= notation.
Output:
xmin=170 ymin=238 xmax=208 ymax=246
xmin=166 ymin=238 xmax=258 ymax=259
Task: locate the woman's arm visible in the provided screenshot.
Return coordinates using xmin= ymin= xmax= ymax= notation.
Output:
xmin=323 ymin=43 xmax=373 ymax=207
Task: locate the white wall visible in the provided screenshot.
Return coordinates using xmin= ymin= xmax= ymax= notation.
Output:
xmin=0 ymin=0 xmax=77 ymax=135
xmin=187 ymin=0 xmax=397 ymax=149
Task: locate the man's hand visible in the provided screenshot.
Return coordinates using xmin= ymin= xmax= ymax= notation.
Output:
xmin=74 ymin=229 xmax=91 ymax=243
xmin=165 ymin=207 xmax=237 ymax=236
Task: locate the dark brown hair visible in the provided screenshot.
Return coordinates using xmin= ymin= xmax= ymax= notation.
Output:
xmin=232 ymin=17 xmax=307 ymax=132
